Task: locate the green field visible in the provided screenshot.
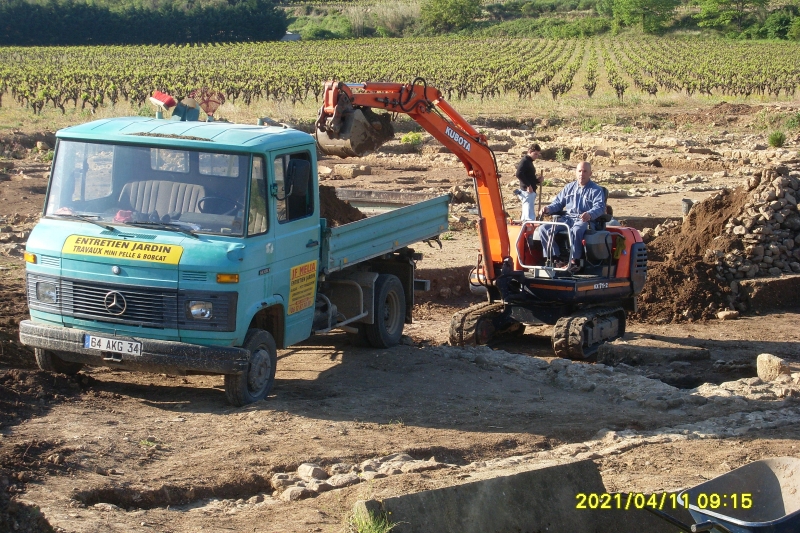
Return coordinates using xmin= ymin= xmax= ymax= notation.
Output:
xmin=1 ymin=37 xmax=799 ymax=124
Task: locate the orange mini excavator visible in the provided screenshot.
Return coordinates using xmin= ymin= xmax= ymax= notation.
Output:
xmin=315 ymin=79 xmax=647 ymax=358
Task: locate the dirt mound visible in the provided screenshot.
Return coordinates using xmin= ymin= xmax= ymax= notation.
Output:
xmin=658 ymin=102 xmax=757 ymax=127
xmin=648 ymin=188 xmax=748 ymax=261
xmin=711 ymin=102 xmax=757 ymax=115
xmin=0 ymin=268 xmax=34 ymax=370
xmin=0 ymin=371 xmax=84 ymax=533
xmin=319 ymin=185 xmax=366 ymax=227
xmin=635 ymin=188 xmax=750 ymax=324
xmin=0 ymin=369 xmax=83 ymax=429
xmin=0 ymin=490 xmax=55 ymax=533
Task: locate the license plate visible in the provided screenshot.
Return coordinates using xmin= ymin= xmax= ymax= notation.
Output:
xmin=84 ymin=335 xmax=142 ymax=356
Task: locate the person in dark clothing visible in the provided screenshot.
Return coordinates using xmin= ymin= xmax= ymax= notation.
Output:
xmin=514 ymin=144 xmax=541 ymax=220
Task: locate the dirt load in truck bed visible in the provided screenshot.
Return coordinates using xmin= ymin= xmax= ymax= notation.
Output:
xmin=318 ymin=185 xmax=366 ymax=227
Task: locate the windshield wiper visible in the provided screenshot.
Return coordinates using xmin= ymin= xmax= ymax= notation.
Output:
xmin=124 ymin=221 xmax=199 ymax=239
xmin=50 ymin=213 xmax=116 ymax=232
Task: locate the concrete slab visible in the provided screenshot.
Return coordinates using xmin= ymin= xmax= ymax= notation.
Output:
xmin=354 ymin=459 xmax=694 ymax=533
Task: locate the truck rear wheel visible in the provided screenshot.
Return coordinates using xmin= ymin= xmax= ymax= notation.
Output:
xmin=34 ymin=348 xmax=83 ymax=375
xmin=365 ymin=274 xmax=406 ymax=348
xmin=225 ymin=329 xmax=277 ymax=406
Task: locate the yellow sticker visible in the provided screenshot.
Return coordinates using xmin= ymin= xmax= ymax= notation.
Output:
xmin=61 ymin=235 xmax=183 ymax=265
xmin=288 ymin=260 xmax=317 ymax=315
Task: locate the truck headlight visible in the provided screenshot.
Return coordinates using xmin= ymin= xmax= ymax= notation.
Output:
xmin=188 ymin=301 xmax=213 ymax=320
xmin=36 ymin=282 xmax=58 ymax=304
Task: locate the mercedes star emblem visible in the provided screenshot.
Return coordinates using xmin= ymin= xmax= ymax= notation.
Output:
xmin=103 ymin=291 xmax=127 ymax=316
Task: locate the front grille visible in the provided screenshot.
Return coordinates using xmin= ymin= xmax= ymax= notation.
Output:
xmin=26 ymin=275 xmax=235 ymax=331
xmin=64 ymin=280 xmax=178 ymax=328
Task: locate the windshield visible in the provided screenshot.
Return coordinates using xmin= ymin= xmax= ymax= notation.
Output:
xmin=46 ymin=140 xmax=251 ymax=237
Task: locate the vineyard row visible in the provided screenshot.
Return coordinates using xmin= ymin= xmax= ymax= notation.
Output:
xmin=2 ymin=37 xmax=800 ymax=114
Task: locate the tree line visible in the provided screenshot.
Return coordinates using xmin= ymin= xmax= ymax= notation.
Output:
xmin=0 ymin=0 xmax=288 ymax=45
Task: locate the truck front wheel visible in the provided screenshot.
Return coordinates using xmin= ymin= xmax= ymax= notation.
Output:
xmin=34 ymin=348 xmax=83 ymax=375
xmin=365 ymin=274 xmax=406 ymax=348
xmin=225 ymin=329 xmax=277 ymax=406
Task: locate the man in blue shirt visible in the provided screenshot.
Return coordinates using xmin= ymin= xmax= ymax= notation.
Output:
xmin=538 ymin=162 xmax=605 ymax=273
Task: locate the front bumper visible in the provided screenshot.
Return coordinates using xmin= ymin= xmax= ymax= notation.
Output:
xmin=19 ymin=320 xmax=248 ymax=375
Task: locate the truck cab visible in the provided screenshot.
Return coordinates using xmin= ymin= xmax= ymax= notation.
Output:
xmin=19 ymin=117 xmax=449 ymax=405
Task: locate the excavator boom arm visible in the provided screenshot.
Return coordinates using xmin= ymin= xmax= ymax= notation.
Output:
xmin=316 ymin=80 xmax=510 ymax=278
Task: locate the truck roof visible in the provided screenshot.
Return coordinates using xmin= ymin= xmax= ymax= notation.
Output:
xmin=56 ymin=117 xmax=314 ymax=153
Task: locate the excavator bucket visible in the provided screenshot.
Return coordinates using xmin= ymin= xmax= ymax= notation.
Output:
xmin=315 ymin=108 xmax=395 ymax=158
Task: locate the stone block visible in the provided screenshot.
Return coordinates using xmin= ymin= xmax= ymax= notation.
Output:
xmin=297 ymin=463 xmax=328 ymax=481
xmin=756 ymin=353 xmax=790 ymax=382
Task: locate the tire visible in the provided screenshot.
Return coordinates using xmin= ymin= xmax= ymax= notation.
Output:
xmin=365 ymin=274 xmax=406 ymax=348
xmin=34 ymin=348 xmax=83 ymax=375
xmin=224 ymin=329 xmax=277 ymax=406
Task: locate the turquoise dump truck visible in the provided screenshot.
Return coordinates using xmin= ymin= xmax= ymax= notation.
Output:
xmin=19 ymin=117 xmax=449 ymax=405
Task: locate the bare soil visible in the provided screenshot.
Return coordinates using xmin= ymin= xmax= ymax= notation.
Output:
xmin=634 ymin=188 xmax=750 ymax=324
xmin=2 ymin=104 xmax=800 ymax=532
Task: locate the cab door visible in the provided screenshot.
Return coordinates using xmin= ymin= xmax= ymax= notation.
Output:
xmin=269 ymin=149 xmax=320 ymax=346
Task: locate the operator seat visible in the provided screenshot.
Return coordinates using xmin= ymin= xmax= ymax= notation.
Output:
xmin=587 ymin=186 xmax=611 ymax=233
xmin=119 ymin=180 xmax=205 ymax=216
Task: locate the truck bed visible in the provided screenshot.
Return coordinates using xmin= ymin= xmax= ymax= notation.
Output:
xmin=321 ymin=194 xmax=450 ymax=274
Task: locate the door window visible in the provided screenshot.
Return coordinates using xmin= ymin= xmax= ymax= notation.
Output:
xmin=248 ymin=157 xmax=268 ymax=236
xmin=273 ymin=152 xmax=313 ymax=223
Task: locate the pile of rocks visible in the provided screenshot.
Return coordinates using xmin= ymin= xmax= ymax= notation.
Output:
xmin=270 ymin=453 xmax=447 ymax=502
xmin=640 ymin=219 xmax=681 ymax=243
xmin=716 ymin=166 xmax=800 ymax=279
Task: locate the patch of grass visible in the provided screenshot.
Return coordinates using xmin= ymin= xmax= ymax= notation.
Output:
xmin=41 ymin=150 xmax=54 ymax=162
xmin=753 ymin=110 xmax=785 ymax=131
xmin=580 ymin=117 xmax=601 ymax=132
xmin=768 ymin=131 xmax=786 ymax=148
xmin=350 ymin=510 xmax=398 ymax=533
xmin=440 ymin=232 xmax=455 ymax=240
xmin=400 ymin=131 xmax=424 ymax=145
xmin=555 ymin=147 xmax=566 ymax=163
xmin=139 ymin=439 xmax=157 ymax=447
xmin=622 ymin=126 xmax=633 ymax=134
xmin=786 ymin=113 xmax=800 ymax=130
xmin=542 ymin=179 xmax=553 ymax=187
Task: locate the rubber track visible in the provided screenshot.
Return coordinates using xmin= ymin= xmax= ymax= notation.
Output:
xmin=552 ymin=306 xmax=624 ymax=359
xmin=449 ymin=302 xmax=505 ymax=346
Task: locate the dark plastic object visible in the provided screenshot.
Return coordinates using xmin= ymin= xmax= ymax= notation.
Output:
xmin=630 ymin=242 xmax=647 ymax=294
xmin=680 ymin=457 xmax=800 ymax=533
